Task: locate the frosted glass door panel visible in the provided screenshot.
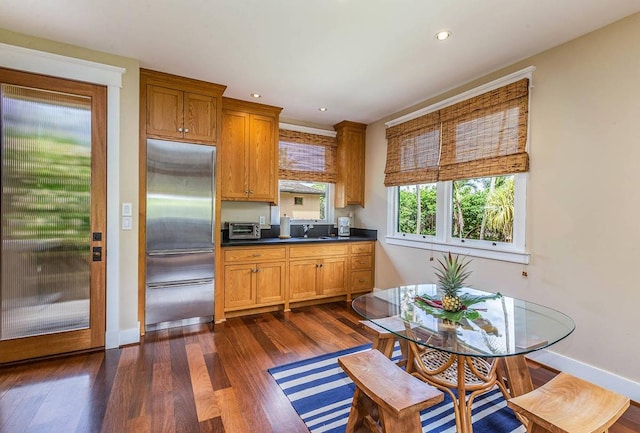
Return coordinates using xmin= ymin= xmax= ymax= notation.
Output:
xmin=1 ymin=84 xmax=92 ymax=340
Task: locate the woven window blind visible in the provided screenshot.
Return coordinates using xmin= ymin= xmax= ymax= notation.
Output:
xmin=279 ymin=129 xmax=338 ymax=183
xmin=439 ymin=78 xmax=529 ymax=181
xmin=384 ymin=78 xmax=529 ymax=186
xmin=384 ymin=111 xmax=441 ymax=187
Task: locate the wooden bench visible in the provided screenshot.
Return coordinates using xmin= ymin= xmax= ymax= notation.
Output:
xmin=507 ymin=372 xmax=630 ymax=433
xmin=359 ymin=316 xmax=408 ymax=366
xmin=338 ymin=349 xmax=443 ymax=433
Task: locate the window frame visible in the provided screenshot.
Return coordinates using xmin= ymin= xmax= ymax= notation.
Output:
xmin=386 ymin=173 xmax=529 ymax=264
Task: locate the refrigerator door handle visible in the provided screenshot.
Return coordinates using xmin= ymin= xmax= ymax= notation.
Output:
xmin=211 ymin=149 xmax=216 ymax=245
xmin=147 ymin=249 xmax=214 ymax=256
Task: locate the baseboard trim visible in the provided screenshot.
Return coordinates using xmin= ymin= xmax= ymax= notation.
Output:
xmin=526 ymin=349 xmax=640 ymax=402
xmin=109 ymin=323 xmax=141 ymax=348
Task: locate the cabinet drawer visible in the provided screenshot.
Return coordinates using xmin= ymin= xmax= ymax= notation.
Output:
xmin=350 ymin=242 xmax=373 ymax=255
xmin=224 ymin=247 xmax=286 ymax=263
xmin=289 ymin=244 xmax=349 ymax=258
xmin=351 ymin=270 xmax=373 ymax=292
xmin=350 ymin=255 xmax=373 ymax=270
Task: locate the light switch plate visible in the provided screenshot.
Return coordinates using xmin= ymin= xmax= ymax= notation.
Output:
xmin=122 ymin=216 xmax=132 ymax=230
xmin=122 ymin=202 xmax=132 ymax=216
xmin=259 ymin=216 xmax=266 ymax=225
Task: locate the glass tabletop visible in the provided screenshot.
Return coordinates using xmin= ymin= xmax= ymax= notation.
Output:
xmin=352 ymin=284 xmax=575 ymax=358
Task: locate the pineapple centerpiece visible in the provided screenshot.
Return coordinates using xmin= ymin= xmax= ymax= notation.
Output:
xmin=413 ymin=252 xmax=502 ymax=324
xmin=435 ymin=252 xmax=471 ymax=312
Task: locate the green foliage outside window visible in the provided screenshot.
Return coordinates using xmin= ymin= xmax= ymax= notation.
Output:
xmin=398 ymin=176 xmax=514 ymax=243
xmin=398 ymin=184 xmax=436 ymax=235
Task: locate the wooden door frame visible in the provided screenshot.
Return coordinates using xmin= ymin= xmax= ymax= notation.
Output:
xmin=0 ymin=43 xmax=126 ymax=349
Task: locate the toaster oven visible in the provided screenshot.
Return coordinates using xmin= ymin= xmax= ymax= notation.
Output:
xmin=228 ymin=222 xmax=261 ymax=240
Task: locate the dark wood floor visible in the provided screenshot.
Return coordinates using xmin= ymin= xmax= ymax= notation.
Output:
xmin=0 ymin=302 xmax=638 ymax=433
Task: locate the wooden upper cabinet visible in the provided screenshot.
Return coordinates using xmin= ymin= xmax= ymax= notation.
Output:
xmin=220 ymin=110 xmax=250 ymax=199
xmin=141 ymin=69 xmax=226 ymax=145
xmin=334 ymin=121 xmax=367 ymax=207
xmin=220 ymin=98 xmax=282 ymax=203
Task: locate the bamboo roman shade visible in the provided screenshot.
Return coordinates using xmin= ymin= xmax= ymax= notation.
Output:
xmin=384 ymin=78 xmax=530 ymax=186
xmin=384 ymin=111 xmax=441 ymax=187
xmin=279 ymin=129 xmax=338 ymax=183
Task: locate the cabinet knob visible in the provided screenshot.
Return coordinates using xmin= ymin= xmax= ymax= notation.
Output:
xmin=178 ymin=127 xmax=183 ymax=132
xmin=252 ymin=254 xmax=261 ymax=258
xmin=359 ymin=260 xmax=366 ymax=264
xmin=359 ymin=279 xmax=365 ymax=283
xmin=184 ymin=128 xmax=189 ymax=133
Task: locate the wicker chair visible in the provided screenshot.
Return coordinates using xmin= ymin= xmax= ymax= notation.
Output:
xmin=404 ymin=325 xmax=509 ymax=433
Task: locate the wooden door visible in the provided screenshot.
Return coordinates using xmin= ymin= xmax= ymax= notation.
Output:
xmin=146 ymin=85 xmax=184 ymax=139
xmin=255 ymin=262 xmax=285 ymax=304
xmin=224 ymin=264 xmax=256 ymax=309
xmin=184 ymin=92 xmax=217 ymax=143
xmin=220 ymin=110 xmax=249 ymax=199
xmin=320 ymin=257 xmax=348 ymax=296
xmin=0 ymin=68 xmax=107 ymax=363
xmin=289 ymin=260 xmax=319 ymax=300
xmin=247 ymin=113 xmax=277 ymax=201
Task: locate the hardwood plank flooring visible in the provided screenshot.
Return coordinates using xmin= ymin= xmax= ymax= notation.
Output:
xmin=0 ymin=301 xmax=637 ymax=433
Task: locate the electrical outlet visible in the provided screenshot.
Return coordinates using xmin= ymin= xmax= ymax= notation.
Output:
xmin=259 ymin=216 xmax=266 ymax=225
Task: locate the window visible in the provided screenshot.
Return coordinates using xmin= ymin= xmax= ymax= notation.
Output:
xmin=398 ymin=184 xmax=436 ymax=235
xmin=272 ymin=125 xmax=337 ymax=224
xmin=452 ymin=176 xmax=514 ymax=243
xmin=388 ymin=174 xmax=527 ymax=263
xmin=385 ymin=68 xmax=533 ymax=264
xmin=279 ymin=180 xmax=331 ymax=222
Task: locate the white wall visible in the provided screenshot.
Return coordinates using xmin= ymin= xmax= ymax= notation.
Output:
xmin=360 ymin=13 xmax=640 ymax=387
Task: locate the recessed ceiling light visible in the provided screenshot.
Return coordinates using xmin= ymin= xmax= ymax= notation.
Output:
xmin=318 ymin=107 xmax=327 ymax=112
xmin=435 ymin=30 xmax=451 ymax=41
xmin=250 ymin=93 xmax=261 ymax=98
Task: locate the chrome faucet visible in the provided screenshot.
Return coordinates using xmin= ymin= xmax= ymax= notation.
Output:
xmin=302 ymin=224 xmax=314 ymax=238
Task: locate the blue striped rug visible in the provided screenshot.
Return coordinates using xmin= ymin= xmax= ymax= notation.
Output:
xmin=269 ymin=344 xmax=525 ymax=433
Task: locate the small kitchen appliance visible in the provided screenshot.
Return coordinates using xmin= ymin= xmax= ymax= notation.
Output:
xmin=228 ymin=222 xmax=261 ymax=240
xmin=338 ymin=216 xmax=351 ymax=237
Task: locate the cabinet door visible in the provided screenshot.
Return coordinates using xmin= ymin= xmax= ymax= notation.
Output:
xmin=224 ymin=264 xmax=255 ymax=309
xmin=289 ymin=259 xmax=319 ymax=300
xmin=255 ymin=262 xmax=285 ymax=304
xmin=344 ymin=127 xmax=365 ymax=205
xmin=184 ymin=92 xmax=217 ymax=143
xmin=320 ymin=257 xmax=348 ymax=296
xmin=247 ymin=114 xmax=277 ymax=202
xmin=146 ymin=85 xmax=183 ymax=139
xmin=220 ymin=110 xmax=250 ymax=199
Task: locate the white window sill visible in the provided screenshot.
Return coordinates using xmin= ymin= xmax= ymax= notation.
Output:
xmin=384 ymin=235 xmax=530 ymax=264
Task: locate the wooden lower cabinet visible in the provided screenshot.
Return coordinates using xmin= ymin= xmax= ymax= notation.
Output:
xmin=223 ymin=246 xmax=286 ymax=312
xmin=221 ymin=241 xmax=374 ymax=318
xmin=224 ymin=261 xmax=285 ymax=309
xmin=349 ymin=242 xmax=375 ymax=295
xmin=289 ymin=256 xmax=348 ymax=301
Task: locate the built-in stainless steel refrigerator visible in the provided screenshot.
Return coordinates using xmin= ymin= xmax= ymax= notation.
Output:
xmin=145 ymin=139 xmax=215 ymax=331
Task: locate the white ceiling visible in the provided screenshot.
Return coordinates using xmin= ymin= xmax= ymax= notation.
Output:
xmin=1 ymin=0 xmax=639 ymax=127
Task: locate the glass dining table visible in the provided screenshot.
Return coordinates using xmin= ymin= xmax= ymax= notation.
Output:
xmin=352 ymin=284 xmax=575 ymax=433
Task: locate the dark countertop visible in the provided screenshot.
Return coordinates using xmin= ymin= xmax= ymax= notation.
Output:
xmin=221 ymin=227 xmax=377 ymax=247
